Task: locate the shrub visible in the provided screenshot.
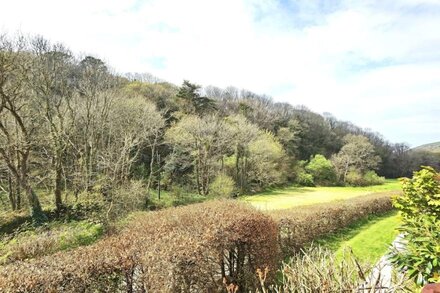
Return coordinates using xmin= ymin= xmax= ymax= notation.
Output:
xmin=296 ymin=171 xmax=314 ymax=186
xmin=391 ymin=167 xmax=440 ymax=285
xmin=105 ymin=180 xmax=147 ymax=220
xmin=363 ymin=170 xmax=386 ymax=186
xmin=0 ymin=201 xmax=279 ymax=292
xmin=209 ymin=174 xmax=235 ymax=198
xmin=270 ymin=192 xmax=394 ymax=256
xmin=345 ymin=169 xmax=364 ymax=186
xmin=305 ymin=154 xmax=337 ymax=186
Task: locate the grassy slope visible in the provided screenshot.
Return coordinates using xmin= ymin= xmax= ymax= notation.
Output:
xmin=315 ymin=211 xmax=401 ymax=264
xmin=242 ymin=179 xmax=401 ymax=210
xmin=413 ymin=141 xmax=440 ymax=153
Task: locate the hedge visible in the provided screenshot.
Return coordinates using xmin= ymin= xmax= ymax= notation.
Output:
xmin=0 ymin=192 xmax=396 ymax=292
xmin=270 ymin=192 xmax=394 ymax=256
xmin=0 ymin=201 xmax=278 ymax=293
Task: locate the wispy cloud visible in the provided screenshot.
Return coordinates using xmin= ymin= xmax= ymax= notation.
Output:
xmin=1 ymin=0 xmax=439 ymax=146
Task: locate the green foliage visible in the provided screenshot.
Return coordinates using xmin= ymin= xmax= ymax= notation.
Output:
xmin=305 ymin=154 xmax=337 ymax=186
xmin=209 ymin=174 xmax=235 ymax=198
xmin=345 ymin=169 xmax=364 ymax=186
xmin=296 ymin=171 xmax=315 ymax=186
xmin=391 ymin=166 xmax=440 ymax=285
xmin=247 ymin=131 xmax=287 ymax=188
xmin=345 ymin=169 xmax=385 ymax=186
xmin=331 ymin=134 xmax=381 ymax=183
xmin=363 ymin=170 xmax=386 ymax=185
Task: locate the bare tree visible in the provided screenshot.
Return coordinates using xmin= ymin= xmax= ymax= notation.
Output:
xmin=29 ymin=37 xmax=76 ymax=211
xmin=0 ymin=35 xmax=46 ymax=222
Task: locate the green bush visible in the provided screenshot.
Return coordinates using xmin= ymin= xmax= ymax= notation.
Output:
xmin=345 ymin=169 xmax=364 ymax=186
xmin=296 ymin=171 xmax=314 ymax=186
xmin=209 ymin=174 xmax=235 ymax=198
xmin=391 ymin=167 xmax=440 ymax=285
xmin=305 ymin=154 xmax=337 ymax=186
xmin=363 ymin=170 xmax=386 ymax=186
xmin=345 ymin=170 xmax=385 ymax=186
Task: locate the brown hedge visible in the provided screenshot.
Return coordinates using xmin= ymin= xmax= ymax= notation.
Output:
xmin=270 ymin=192 xmax=395 ymax=256
xmin=0 ymin=201 xmax=279 ymax=293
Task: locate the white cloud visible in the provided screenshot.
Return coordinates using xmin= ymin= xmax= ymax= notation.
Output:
xmin=1 ymin=0 xmax=439 ymax=146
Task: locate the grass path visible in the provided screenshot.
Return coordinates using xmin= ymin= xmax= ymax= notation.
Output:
xmin=315 ymin=211 xmax=401 ymax=264
xmin=242 ymin=179 xmax=401 ymax=210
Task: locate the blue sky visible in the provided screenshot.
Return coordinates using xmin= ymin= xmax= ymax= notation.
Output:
xmin=1 ymin=0 xmax=439 ymax=147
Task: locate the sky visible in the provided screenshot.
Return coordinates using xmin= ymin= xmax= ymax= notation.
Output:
xmin=1 ymin=0 xmax=439 ymax=147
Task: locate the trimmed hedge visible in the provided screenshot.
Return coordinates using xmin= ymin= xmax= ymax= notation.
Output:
xmin=0 ymin=192 xmax=396 ymax=292
xmin=270 ymin=192 xmax=394 ymax=256
xmin=0 ymin=201 xmax=278 ymax=292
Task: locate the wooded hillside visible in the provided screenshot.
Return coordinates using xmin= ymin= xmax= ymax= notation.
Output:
xmin=0 ymin=34 xmax=438 ymax=222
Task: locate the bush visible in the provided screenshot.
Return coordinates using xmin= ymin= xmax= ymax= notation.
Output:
xmin=296 ymin=171 xmax=314 ymax=186
xmin=0 ymin=201 xmax=279 ymax=292
xmin=106 ymin=180 xmax=147 ymax=220
xmin=391 ymin=167 xmax=440 ymax=285
xmin=345 ymin=169 xmax=364 ymax=186
xmin=209 ymin=174 xmax=235 ymax=198
xmin=305 ymin=154 xmax=337 ymax=186
xmin=363 ymin=170 xmax=386 ymax=186
xmin=344 ymin=169 xmax=385 ymax=186
xmin=270 ymin=192 xmax=394 ymax=256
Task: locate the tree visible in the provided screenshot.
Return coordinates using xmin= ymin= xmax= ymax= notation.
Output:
xmin=224 ymin=115 xmax=259 ymax=193
xmin=101 ymin=96 xmax=165 ymax=187
xmin=331 ymin=134 xmax=381 ymax=183
xmin=247 ymin=131 xmax=287 ymax=189
xmin=176 ymin=80 xmax=216 ymax=115
xmin=0 ymin=35 xmax=47 ymax=223
xmin=165 ymin=115 xmax=229 ymax=195
xmin=305 ymin=154 xmax=336 ymax=186
xmin=29 ymin=37 xmax=76 ymax=212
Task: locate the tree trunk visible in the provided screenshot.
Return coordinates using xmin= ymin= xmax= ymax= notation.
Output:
xmin=15 ymin=179 xmax=21 ymax=210
xmin=54 ymin=161 xmax=63 ymax=212
xmin=7 ymin=172 xmax=16 ymax=210
xmin=21 ymin=157 xmax=47 ymax=224
xmin=146 ymin=143 xmax=156 ymax=195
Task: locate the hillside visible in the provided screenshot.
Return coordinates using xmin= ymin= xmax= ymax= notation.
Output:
xmin=413 ymin=141 xmax=440 ymax=153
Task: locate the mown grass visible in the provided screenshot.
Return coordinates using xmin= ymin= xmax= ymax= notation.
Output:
xmin=242 ymin=179 xmax=401 ymax=210
xmin=315 ymin=211 xmax=401 ymax=264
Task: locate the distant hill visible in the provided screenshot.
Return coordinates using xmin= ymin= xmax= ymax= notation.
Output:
xmin=413 ymin=142 xmax=440 ymax=153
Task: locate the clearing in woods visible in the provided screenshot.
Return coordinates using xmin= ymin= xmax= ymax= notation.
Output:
xmin=242 ymin=179 xmax=401 ymax=210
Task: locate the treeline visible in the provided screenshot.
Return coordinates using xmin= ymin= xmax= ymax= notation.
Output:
xmin=0 ymin=34 xmax=438 ymax=222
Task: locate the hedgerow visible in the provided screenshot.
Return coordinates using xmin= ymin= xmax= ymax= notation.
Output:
xmin=270 ymin=192 xmax=394 ymax=256
xmin=0 ymin=201 xmax=278 ymax=292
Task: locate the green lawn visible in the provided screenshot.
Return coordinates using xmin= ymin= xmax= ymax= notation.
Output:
xmin=242 ymin=179 xmax=401 ymax=210
xmin=316 ymin=211 xmax=401 ymax=264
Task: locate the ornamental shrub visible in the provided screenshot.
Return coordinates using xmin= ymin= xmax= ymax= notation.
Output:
xmin=391 ymin=166 xmax=440 ymax=285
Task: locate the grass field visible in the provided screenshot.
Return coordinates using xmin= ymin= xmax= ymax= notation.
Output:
xmin=242 ymin=179 xmax=401 ymax=210
xmin=316 ymin=211 xmax=401 ymax=264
